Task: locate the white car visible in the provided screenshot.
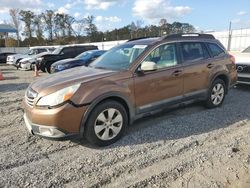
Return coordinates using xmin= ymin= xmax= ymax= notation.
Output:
xmin=6 ymin=47 xmax=54 ymax=68
xmin=231 ymin=46 xmax=250 ymax=84
xmin=19 ymin=52 xmax=51 ymax=71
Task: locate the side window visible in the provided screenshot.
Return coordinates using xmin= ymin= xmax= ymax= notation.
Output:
xmin=181 ymin=42 xmax=209 ymax=62
xmin=144 ymin=43 xmax=177 ymax=69
xmin=61 ymin=48 xmax=73 ymax=56
xmin=207 ymin=43 xmax=225 ymax=57
xmin=38 ymin=49 xmax=46 ymax=53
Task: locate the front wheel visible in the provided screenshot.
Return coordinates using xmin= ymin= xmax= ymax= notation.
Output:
xmin=205 ymin=79 xmax=226 ymax=108
xmin=84 ymin=100 xmax=128 ymax=146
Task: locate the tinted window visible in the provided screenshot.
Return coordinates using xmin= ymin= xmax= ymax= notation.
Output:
xmin=207 ymin=43 xmax=225 ymax=57
xmin=62 ymin=47 xmax=74 ymax=55
xmin=144 ymin=43 xmax=177 ymax=69
xmin=242 ymin=46 xmax=250 ymax=53
xmin=181 ymin=42 xmax=209 ymax=62
xmin=38 ymin=49 xmax=47 ymax=53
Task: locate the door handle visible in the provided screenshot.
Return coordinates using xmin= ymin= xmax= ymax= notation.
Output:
xmin=172 ymin=70 xmax=182 ymax=76
xmin=207 ymin=63 xmax=214 ymax=69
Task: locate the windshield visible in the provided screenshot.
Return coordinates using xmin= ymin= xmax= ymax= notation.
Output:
xmin=52 ymin=47 xmax=63 ymax=54
xmin=242 ymin=46 xmax=250 ymax=53
xmin=76 ymin=51 xmax=93 ymax=60
xmin=90 ymin=44 xmax=147 ymax=70
xmin=25 ymin=49 xmax=35 ymax=55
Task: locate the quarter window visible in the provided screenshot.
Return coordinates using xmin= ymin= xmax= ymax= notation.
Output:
xmin=144 ymin=43 xmax=177 ymax=69
xmin=207 ymin=43 xmax=225 ymax=57
xmin=181 ymin=42 xmax=209 ymax=62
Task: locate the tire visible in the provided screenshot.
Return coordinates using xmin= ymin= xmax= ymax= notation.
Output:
xmin=84 ymin=100 xmax=128 ymax=146
xmin=46 ymin=65 xmax=51 ymax=73
xmin=205 ymin=79 xmax=226 ymax=108
xmin=16 ymin=59 xmax=21 ymax=69
xmin=40 ymin=65 xmax=46 ymax=72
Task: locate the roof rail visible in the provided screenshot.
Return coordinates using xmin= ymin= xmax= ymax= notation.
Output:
xmin=162 ymin=33 xmax=215 ymax=40
xmin=127 ymin=36 xmax=155 ymax=42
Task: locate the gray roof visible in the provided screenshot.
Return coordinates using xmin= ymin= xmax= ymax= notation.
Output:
xmin=0 ymin=24 xmax=17 ymax=33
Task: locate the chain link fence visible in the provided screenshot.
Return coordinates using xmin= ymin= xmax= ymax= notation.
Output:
xmin=208 ymin=28 xmax=250 ymax=52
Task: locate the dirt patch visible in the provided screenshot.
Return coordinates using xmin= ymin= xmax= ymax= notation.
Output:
xmin=0 ymin=65 xmax=250 ymax=187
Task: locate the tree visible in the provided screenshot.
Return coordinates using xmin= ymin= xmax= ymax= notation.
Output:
xmin=19 ymin=10 xmax=35 ymax=41
xmin=159 ymin=18 xmax=167 ymax=36
xmin=33 ymin=14 xmax=44 ymax=42
xmin=84 ymin=15 xmax=98 ymax=42
xmin=9 ymin=9 xmax=21 ymax=46
xmin=42 ymin=10 xmax=54 ymax=41
xmin=64 ymin=14 xmax=75 ymax=37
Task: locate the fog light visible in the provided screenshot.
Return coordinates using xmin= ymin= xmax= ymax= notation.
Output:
xmin=38 ymin=127 xmax=65 ymax=137
xmin=39 ymin=127 xmax=54 ymax=136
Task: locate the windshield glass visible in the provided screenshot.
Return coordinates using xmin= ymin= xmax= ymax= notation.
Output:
xmin=242 ymin=46 xmax=250 ymax=53
xmin=52 ymin=47 xmax=63 ymax=54
xmin=25 ymin=49 xmax=35 ymax=55
xmin=76 ymin=51 xmax=93 ymax=60
xmin=90 ymin=44 xmax=147 ymax=70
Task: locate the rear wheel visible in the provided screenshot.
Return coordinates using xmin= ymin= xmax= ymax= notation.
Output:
xmin=206 ymin=79 xmax=226 ymax=108
xmin=84 ymin=100 xmax=128 ymax=146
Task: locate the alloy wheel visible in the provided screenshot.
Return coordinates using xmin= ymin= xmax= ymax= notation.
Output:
xmin=94 ymin=108 xmax=123 ymax=141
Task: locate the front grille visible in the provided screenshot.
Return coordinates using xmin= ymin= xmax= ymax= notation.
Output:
xmin=236 ymin=64 xmax=250 ymax=73
xmin=25 ymin=88 xmax=38 ymax=107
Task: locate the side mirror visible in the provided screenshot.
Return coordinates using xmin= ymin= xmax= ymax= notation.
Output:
xmin=140 ymin=61 xmax=157 ymax=72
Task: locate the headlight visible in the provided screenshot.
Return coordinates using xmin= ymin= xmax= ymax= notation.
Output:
xmin=36 ymin=84 xmax=80 ymax=107
xmin=36 ymin=57 xmax=44 ymax=62
xmin=57 ymin=64 xmax=69 ymax=71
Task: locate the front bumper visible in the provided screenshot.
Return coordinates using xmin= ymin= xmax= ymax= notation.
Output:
xmin=237 ymin=73 xmax=250 ymax=85
xmin=20 ymin=62 xmax=32 ymax=71
xmin=6 ymin=60 xmax=14 ymax=65
xmin=23 ymin=100 xmax=88 ymax=138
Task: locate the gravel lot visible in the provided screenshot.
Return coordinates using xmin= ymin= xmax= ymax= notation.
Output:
xmin=0 ymin=64 xmax=250 ymax=188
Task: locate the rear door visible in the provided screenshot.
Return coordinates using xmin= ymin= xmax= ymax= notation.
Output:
xmin=180 ymin=42 xmax=212 ymax=97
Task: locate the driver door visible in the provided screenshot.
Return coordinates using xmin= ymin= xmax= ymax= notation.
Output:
xmin=134 ymin=43 xmax=183 ymax=114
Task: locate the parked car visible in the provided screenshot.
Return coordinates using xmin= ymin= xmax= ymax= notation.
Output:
xmin=23 ymin=33 xmax=237 ymax=146
xmin=50 ymin=50 xmax=106 ymax=73
xmin=6 ymin=47 xmax=54 ymax=68
xmin=0 ymin=52 xmax=16 ymax=64
xmin=231 ymin=46 xmax=250 ymax=84
xmin=19 ymin=51 xmax=55 ymax=71
xmin=38 ymin=45 xmax=98 ymax=73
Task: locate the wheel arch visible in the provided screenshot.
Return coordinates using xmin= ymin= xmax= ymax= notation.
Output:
xmin=79 ymin=92 xmax=135 ymax=136
xmin=210 ymin=73 xmax=230 ymax=93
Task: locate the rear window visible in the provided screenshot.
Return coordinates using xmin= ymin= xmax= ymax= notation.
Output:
xmin=180 ymin=42 xmax=209 ymax=62
xmin=207 ymin=43 xmax=225 ymax=57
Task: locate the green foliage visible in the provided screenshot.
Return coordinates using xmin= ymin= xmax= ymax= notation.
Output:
xmin=13 ymin=9 xmax=196 ymax=47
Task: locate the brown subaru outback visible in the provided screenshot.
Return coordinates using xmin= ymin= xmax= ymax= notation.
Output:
xmin=23 ymin=33 xmax=237 ymax=146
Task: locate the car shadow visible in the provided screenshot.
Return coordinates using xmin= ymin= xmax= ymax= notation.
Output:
xmin=69 ymin=87 xmax=250 ymax=149
xmin=0 ymin=83 xmax=29 ymax=92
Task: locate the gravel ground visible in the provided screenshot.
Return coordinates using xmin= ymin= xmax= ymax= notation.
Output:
xmin=0 ymin=64 xmax=250 ymax=188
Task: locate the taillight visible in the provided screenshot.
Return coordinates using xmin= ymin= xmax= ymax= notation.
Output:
xmin=229 ymin=54 xmax=235 ymax=64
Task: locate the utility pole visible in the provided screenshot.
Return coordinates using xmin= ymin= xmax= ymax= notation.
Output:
xmin=227 ymin=21 xmax=232 ymax=51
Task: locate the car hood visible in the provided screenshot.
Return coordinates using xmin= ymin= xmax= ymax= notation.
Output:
xmin=52 ymin=58 xmax=79 ymax=66
xmin=30 ymin=66 xmax=116 ymax=94
xmin=231 ymin=52 xmax=250 ymax=65
xmin=12 ymin=54 xmax=29 ymax=59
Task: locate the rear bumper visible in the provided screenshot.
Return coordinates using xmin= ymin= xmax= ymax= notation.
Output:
xmin=237 ymin=73 xmax=250 ymax=84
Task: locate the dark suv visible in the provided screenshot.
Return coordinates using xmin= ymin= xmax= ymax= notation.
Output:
xmin=38 ymin=45 xmax=98 ymax=73
xmin=23 ymin=33 xmax=237 ymax=146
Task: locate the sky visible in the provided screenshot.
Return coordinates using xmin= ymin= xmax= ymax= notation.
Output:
xmin=0 ymin=0 xmax=250 ymax=32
